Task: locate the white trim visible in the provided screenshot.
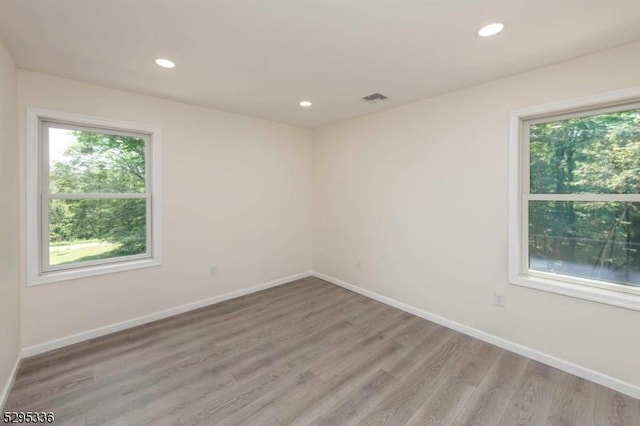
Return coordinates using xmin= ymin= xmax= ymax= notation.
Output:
xmin=510 ymin=274 xmax=640 ymax=310
xmin=26 ymin=107 xmax=163 ymax=286
xmin=30 ymin=258 xmax=162 ymax=286
xmin=21 ymin=271 xmax=313 ymax=358
xmin=508 ymin=87 xmax=640 ymax=311
xmin=312 ymin=271 xmax=640 ymax=399
xmin=28 ymin=108 xmax=161 ymax=135
xmin=527 ymin=194 xmax=640 ymax=202
xmin=0 ymin=356 xmax=20 ymax=411
xmin=48 ymin=193 xmax=148 ymax=200
xmin=509 ymin=86 xmax=640 ymax=121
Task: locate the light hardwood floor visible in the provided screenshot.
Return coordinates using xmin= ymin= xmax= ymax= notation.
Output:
xmin=5 ymin=277 xmax=640 ymax=425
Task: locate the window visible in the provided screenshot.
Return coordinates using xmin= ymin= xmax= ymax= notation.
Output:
xmin=27 ymin=109 xmax=161 ymax=285
xmin=509 ymin=88 xmax=640 ymax=310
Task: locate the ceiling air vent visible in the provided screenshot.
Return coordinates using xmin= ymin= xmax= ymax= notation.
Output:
xmin=362 ymin=93 xmax=388 ymax=103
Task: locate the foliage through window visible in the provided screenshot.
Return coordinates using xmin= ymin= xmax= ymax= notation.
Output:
xmin=27 ymin=110 xmax=160 ymax=285
xmin=523 ymin=105 xmax=640 ymax=293
xmin=45 ymin=124 xmax=149 ymax=268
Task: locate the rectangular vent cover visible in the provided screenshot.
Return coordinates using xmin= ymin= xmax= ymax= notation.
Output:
xmin=362 ymin=93 xmax=388 ymax=102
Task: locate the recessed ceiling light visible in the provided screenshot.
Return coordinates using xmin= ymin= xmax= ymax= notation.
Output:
xmin=155 ymin=58 xmax=176 ymax=69
xmin=478 ymin=22 xmax=504 ymax=37
xmin=299 ymin=100 xmax=312 ymax=108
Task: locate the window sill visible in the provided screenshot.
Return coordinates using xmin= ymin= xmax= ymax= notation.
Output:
xmin=509 ymin=274 xmax=640 ymax=311
xmin=28 ymin=258 xmax=161 ymax=286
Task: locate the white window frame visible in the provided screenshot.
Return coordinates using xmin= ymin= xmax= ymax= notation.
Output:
xmin=509 ymin=87 xmax=640 ymax=311
xmin=26 ymin=108 xmax=162 ymax=286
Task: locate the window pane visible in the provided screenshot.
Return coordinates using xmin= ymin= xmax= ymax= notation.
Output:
xmin=49 ymin=199 xmax=147 ymax=267
xmin=529 ymin=108 xmax=640 ymax=194
xmin=48 ymin=126 xmax=146 ymax=193
xmin=529 ymin=201 xmax=640 ymax=287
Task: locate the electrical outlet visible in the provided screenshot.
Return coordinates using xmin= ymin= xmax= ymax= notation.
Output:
xmin=494 ymin=291 xmax=505 ymax=307
xmin=356 ymin=259 xmax=363 ymax=269
xmin=209 ymin=265 xmax=218 ymax=276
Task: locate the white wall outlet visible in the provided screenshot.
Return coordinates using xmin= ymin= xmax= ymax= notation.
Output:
xmin=494 ymin=291 xmax=505 ymax=307
xmin=356 ymin=259 xmax=363 ymax=269
xmin=209 ymin=265 xmax=218 ymax=276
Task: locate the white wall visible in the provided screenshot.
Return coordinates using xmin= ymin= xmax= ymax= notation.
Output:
xmin=18 ymin=71 xmax=313 ymax=347
xmin=313 ymin=41 xmax=640 ymax=388
xmin=0 ymin=38 xmax=20 ymax=400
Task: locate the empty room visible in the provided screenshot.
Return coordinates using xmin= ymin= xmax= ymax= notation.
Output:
xmin=1 ymin=0 xmax=640 ymax=425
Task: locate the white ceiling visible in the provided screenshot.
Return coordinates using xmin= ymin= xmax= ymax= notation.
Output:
xmin=1 ymin=0 xmax=640 ymax=128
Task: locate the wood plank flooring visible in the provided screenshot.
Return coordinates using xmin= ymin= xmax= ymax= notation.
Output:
xmin=5 ymin=277 xmax=640 ymax=425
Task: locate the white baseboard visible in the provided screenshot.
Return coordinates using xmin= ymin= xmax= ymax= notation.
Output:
xmin=21 ymin=271 xmax=313 ymax=358
xmin=312 ymin=271 xmax=640 ymax=399
xmin=1 ymin=356 xmax=20 ymax=411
